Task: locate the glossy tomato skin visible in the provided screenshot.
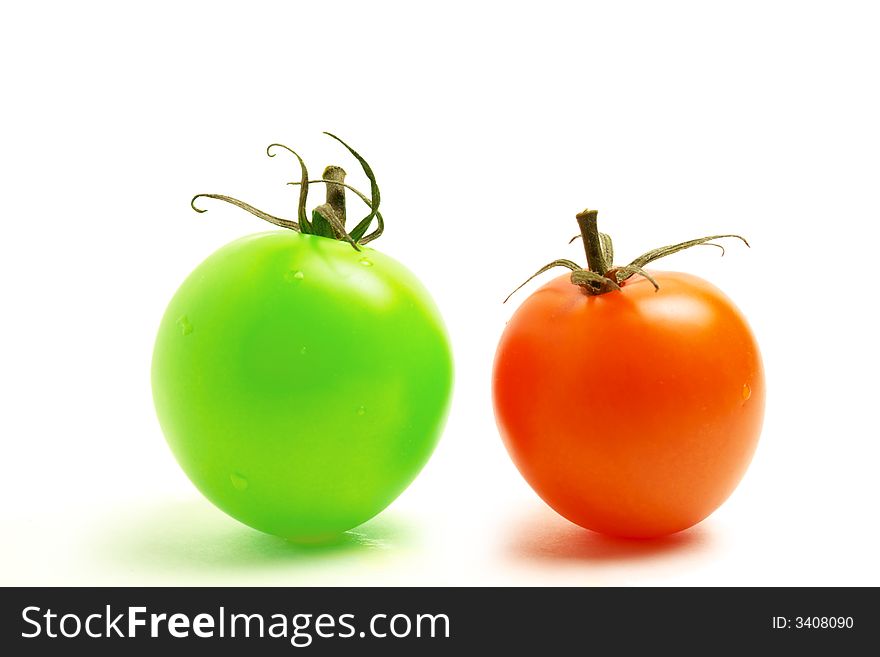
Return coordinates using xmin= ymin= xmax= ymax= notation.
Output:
xmin=493 ymin=271 xmax=764 ymax=538
xmin=152 ymin=231 xmax=453 ymax=540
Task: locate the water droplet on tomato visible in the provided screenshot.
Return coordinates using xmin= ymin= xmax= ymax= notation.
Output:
xmin=358 ymin=258 xmax=373 ymax=267
xmin=176 ymin=315 xmax=193 ymax=336
xmin=357 ymin=405 xmax=366 ymax=416
xmin=285 ymin=269 xmax=305 ymax=282
xmin=230 ymin=472 xmax=249 ymax=491
xmin=742 ymin=383 xmax=751 ymax=401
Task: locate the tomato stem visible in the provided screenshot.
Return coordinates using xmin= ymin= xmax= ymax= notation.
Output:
xmin=504 ymin=210 xmax=750 ymax=303
xmin=323 ymin=166 xmax=347 ymax=227
xmin=576 ymin=209 xmax=607 ymax=275
xmin=190 ymin=134 xmax=385 ymax=251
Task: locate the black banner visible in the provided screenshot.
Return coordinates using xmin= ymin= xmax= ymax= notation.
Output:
xmin=0 ymin=587 xmax=872 ymax=654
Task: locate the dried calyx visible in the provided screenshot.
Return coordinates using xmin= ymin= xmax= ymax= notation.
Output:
xmin=504 ymin=209 xmax=748 ymax=302
xmin=190 ymin=133 xmax=383 ymax=251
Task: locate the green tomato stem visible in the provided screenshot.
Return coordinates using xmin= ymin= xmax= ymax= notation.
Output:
xmin=322 ymin=166 xmax=347 ymax=227
xmin=190 ymin=135 xmax=385 ymax=251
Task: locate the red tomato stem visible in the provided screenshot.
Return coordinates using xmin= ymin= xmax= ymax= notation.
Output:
xmin=576 ymin=209 xmax=608 ymax=275
xmin=505 ymin=209 xmax=749 ymax=302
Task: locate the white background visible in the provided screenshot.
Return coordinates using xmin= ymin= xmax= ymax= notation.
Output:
xmin=2 ymin=1 xmax=878 ymax=586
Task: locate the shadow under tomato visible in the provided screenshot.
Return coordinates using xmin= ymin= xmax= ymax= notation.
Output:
xmin=506 ymin=504 xmax=715 ymax=566
xmin=95 ymin=497 xmax=414 ymax=578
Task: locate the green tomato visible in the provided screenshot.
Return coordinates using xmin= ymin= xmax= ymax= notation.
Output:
xmin=151 ymin=230 xmax=453 ymax=540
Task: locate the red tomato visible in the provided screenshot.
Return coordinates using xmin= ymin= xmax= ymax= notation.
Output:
xmin=493 ymin=270 xmax=764 ymax=538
